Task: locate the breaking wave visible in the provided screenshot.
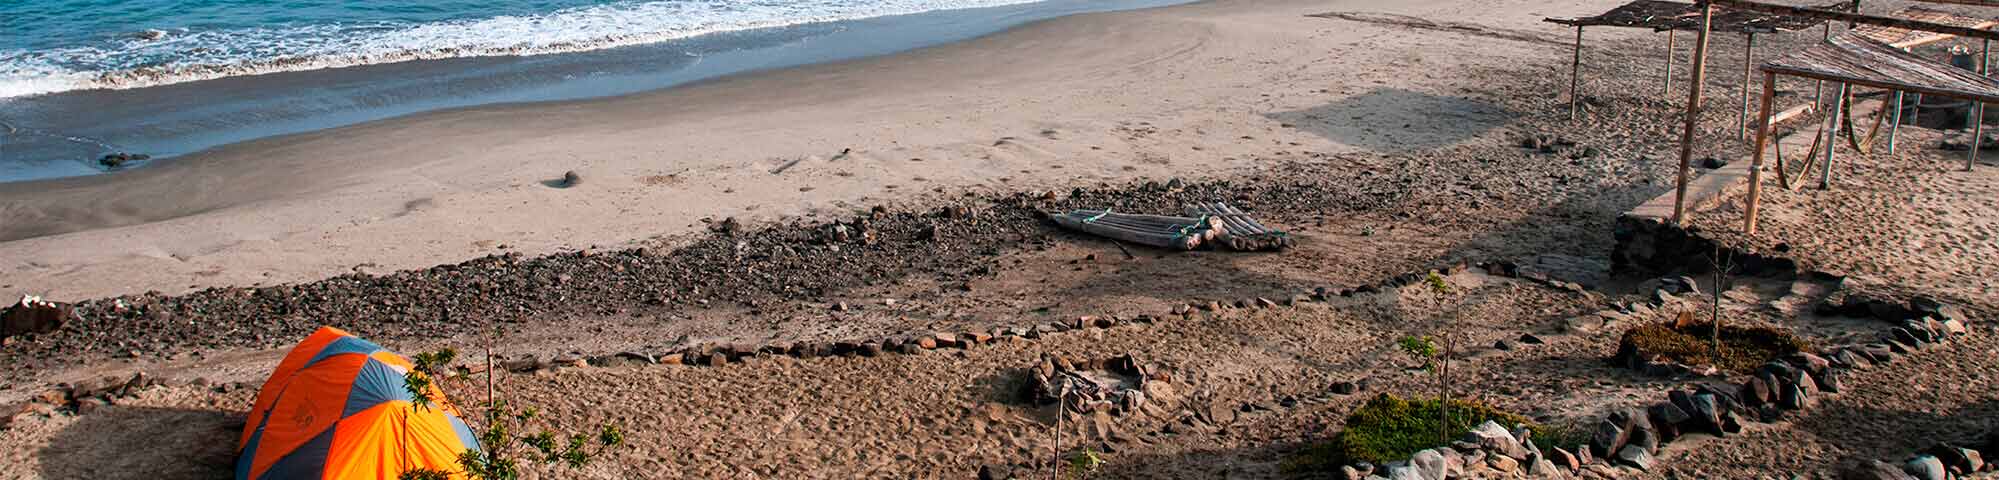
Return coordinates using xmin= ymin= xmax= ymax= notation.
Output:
xmin=0 ymin=0 xmax=1044 ymax=98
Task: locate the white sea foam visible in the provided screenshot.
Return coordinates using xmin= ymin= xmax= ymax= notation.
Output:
xmin=0 ymin=0 xmax=1045 ymax=99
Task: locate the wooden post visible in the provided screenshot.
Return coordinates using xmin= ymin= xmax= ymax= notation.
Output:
xmin=1571 ymin=25 xmax=1585 ymax=120
xmin=1739 ymin=33 xmax=1756 ymax=141
xmin=1665 ymin=30 xmax=1677 ymax=96
xmin=1912 ymin=92 xmax=1923 ymax=128
xmin=1889 ymin=90 xmax=1904 ymax=153
xmin=1747 ymin=71 xmax=1776 ymax=234
xmin=1973 ymin=39 xmax=1989 ymax=171
xmin=1814 ymin=23 xmax=1830 ymax=108
xmin=1673 ymin=2 xmax=1716 ymax=223
xmin=1821 ymin=83 xmax=1846 ymax=190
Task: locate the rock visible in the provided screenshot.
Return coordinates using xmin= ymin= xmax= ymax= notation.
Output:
xmin=1486 ymin=454 xmax=1518 ymax=472
xmin=500 ymin=357 xmax=544 ymax=372
xmin=1699 ymin=157 xmax=1728 ymax=169
xmin=1779 ymin=370 xmax=1817 ymax=410
xmin=1615 ymin=445 xmax=1654 ymax=470
xmin=557 ymin=170 xmax=582 ymax=188
xmin=1519 ymin=333 xmax=1546 ymax=345
xmin=1466 ymin=420 xmax=1531 ymax=460
xmin=1833 ymin=349 xmax=1874 ymax=370
xmin=1494 ymin=340 xmax=1515 ymax=351
xmin=1627 ymin=425 xmax=1659 ymax=455
xmin=1744 ymin=373 xmax=1776 ymax=406
xmin=1405 ymin=448 xmax=1458 ymax=480
xmin=74 ymin=397 xmax=109 ymax=415
xmin=1941 ymin=319 xmax=1968 ymax=337
xmin=1562 ymin=315 xmax=1604 ymax=333
xmin=858 ymin=342 xmax=883 ymax=357
xmin=1331 ymin=381 xmax=1360 ymax=395
xmin=1841 ymin=460 xmax=1916 ymax=480
xmin=1552 ymin=447 xmax=1581 ymax=472
xmin=1787 ymin=352 xmax=1831 ymax=377
xmin=97 ymin=152 xmax=150 ymax=169
xmin=1589 ymin=418 xmax=1627 ymax=459
xmin=1819 ymin=368 xmax=1844 ymax=393
xmin=1905 ymin=455 xmax=1946 ymax=480
xmin=978 ymin=463 xmax=1016 ymax=480
xmin=1924 ymin=445 xmax=1984 ymax=474
xmin=1690 ymin=393 xmax=1724 ymax=435
xmin=1529 ymin=458 xmax=1563 ymax=478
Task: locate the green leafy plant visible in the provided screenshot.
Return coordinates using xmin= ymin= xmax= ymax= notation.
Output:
xmin=1065 ymin=447 xmax=1106 ymax=478
xmin=1396 ymin=335 xmax=1437 ymax=367
xmin=1424 ymin=271 xmax=1450 ymax=293
xmin=400 ymin=346 xmax=625 ymax=480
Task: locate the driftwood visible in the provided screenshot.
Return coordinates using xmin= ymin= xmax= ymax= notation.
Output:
xmin=1050 ymin=210 xmax=1219 ymax=251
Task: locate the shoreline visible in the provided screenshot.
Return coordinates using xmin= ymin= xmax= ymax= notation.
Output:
xmin=0 ymin=0 xmax=1601 ymax=301
xmin=0 ymin=0 xmax=1191 ymax=183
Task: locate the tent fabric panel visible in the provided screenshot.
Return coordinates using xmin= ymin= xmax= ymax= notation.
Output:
xmin=255 ymin=427 xmax=335 ymax=480
xmin=241 ymin=326 xmax=352 ymax=449
xmin=342 ymin=357 xmax=414 ymax=418
xmin=304 ymin=335 xmax=385 ymax=367
xmin=325 ymin=401 xmax=478 ymax=480
xmin=246 ymin=353 xmax=368 ymax=480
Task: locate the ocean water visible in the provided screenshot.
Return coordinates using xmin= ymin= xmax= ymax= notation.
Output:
xmin=0 ymin=0 xmax=1185 ymax=182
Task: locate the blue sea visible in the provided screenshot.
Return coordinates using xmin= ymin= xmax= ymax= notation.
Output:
xmin=0 ymin=0 xmax=1185 ymax=182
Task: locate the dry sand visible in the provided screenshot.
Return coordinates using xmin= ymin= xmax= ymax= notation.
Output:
xmin=0 ymin=0 xmax=1591 ymax=301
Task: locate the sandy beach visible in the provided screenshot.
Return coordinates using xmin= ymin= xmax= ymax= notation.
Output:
xmin=0 ymin=0 xmax=1584 ymax=301
xmin=7 ymin=0 xmax=1999 ymax=478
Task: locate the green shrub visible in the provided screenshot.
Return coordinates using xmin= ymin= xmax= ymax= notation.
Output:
xmin=1285 ymin=394 xmax=1536 ymax=472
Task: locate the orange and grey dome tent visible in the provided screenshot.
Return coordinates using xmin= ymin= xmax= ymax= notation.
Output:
xmin=236 ymin=326 xmax=482 ymax=479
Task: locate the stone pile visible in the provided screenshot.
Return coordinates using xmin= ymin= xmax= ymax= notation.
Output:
xmin=1843 ymin=430 xmax=1999 ymax=480
xmin=495 ymin=314 xmax=1161 ymax=374
xmin=1025 ymin=352 xmax=1173 ymax=417
xmin=1348 ymin=420 xmax=1566 ymax=480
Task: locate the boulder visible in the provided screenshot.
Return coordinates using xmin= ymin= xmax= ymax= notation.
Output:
xmin=1924 ymin=444 xmax=1984 ymax=474
xmin=1551 ymin=446 xmax=1581 ymax=472
xmin=1905 ymin=455 xmax=1946 ymax=480
xmin=1615 ymin=444 xmax=1655 ymax=470
xmin=1627 ymin=425 xmax=1660 ymax=455
xmin=1589 ymin=418 xmax=1627 ymax=459
xmin=1689 ymin=393 xmax=1724 ymax=434
xmin=1465 ymin=420 xmax=1532 ymax=460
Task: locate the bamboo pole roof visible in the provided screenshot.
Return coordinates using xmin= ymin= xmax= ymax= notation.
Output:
xmin=1711 ymin=0 xmax=1999 ymax=41
xmin=1543 ymin=0 xmax=1839 ymax=33
xmin=1852 ymin=6 xmax=1999 ymax=48
xmin=1763 ymin=33 xmax=1999 ymax=103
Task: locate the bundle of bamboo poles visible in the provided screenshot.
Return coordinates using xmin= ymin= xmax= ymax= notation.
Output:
xmin=1187 ymin=201 xmax=1291 ymax=251
xmin=1048 ymin=209 xmax=1223 ymax=251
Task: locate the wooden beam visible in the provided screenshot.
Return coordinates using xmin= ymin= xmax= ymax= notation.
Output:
xmin=1673 ymin=3 xmax=1716 ymax=223
xmin=1910 ymin=0 xmax=1999 ymax=7
xmin=1709 ymin=0 xmax=1999 ymax=42
xmin=1761 ymin=65 xmax=1999 ymax=105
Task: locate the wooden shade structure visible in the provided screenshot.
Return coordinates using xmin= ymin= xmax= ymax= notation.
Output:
xmin=1662 ymin=0 xmax=1999 ymax=237
xmin=1742 ymin=33 xmax=1999 ymax=232
xmin=1543 ymin=0 xmax=1838 ymax=135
